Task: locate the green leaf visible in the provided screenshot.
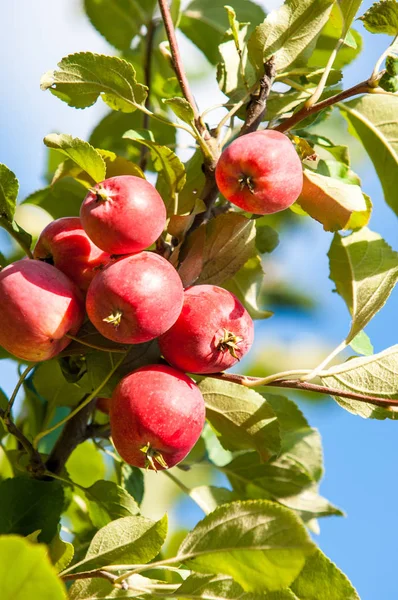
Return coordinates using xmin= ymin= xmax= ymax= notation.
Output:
xmin=175 ymin=573 xmax=263 ymax=600
xmin=328 ymin=228 xmax=398 ymax=343
xmin=123 ymin=129 xmax=186 ymax=216
xmin=297 ymin=170 xmax=371 ymax=232
xmin=73 ymin=515 xmax=167 ymax=572
xmin=290 ymin=548 xmax=360 ymax=599
xmin=178 ymin=500 xmax=315 ymax=592
xmin=379 ymin=54 xmax=398 ymax=91
xmin=196 ymin=213 xmax=256 ymax=286
xmin=217 ymin=20 xmax=257 ymax=102
xmin=179 ymin=0 xmax=266 ymax=65
xmin=48 ymin=529 xmax=74 ymax=573
xmin=164 ymin=98 xmax=195 ymax=124
xmin=308 ymin=4 xmax=363 ymax=70
xmin=84 ymin=0 xmax=155 ymax=51
xmin=41 ymin=52 xmax=147 ymax=112
xmin=338 ymin=0 xmax=365 ymax=37
xmin=359 ymin=0 xmax=398 ymax=34
xmin=189 ymin=486 xmax=238 ymax=515
xmin=44 ymin=134 xmax=106 ymax=184
xmin=248 ymin=0 xmax=334 ymax=73
xmin=70 ymin=574 xmax=161 ymax=599
xmin=0 ymin=477 xmax=64 ymax=543
xmin=199 ymin=378 xmax=280 ymax=461
xmin=320 ymin=345 xmax=398 ymax=419
xmin=255 ymin=221 xmax=279 ymax=254
xmin=0 ymin=535 xmax=66 ymax=600
xmin=349 ymin=330 xmax=374 ymax=356
xmin=23 ymin=178 xmax=87 ymax=219
xmin=67 ymin=441 xmax=106 ymax=488
xmin=33 ymin=359 xmax=89 ymax=408
xmin=120 ymin=463 xmax=145 ymax=505
xmin=85 ymin=480 xmax=140 ymax=529
xmin=223 ymin=255 xmax=273 ymax=320
xmin=0 ymin=163 xmax=19 ymax=220
xmin=81 ymin=341 xmax=160 ymax=398
xmin=340 ymin=94 xmax=398 ymax=217
xmin=89 ymin=109 xmax=176 ymax=158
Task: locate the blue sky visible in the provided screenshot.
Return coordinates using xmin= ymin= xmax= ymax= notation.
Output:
xmin=0 ymin=2 xmax=397 ymax=598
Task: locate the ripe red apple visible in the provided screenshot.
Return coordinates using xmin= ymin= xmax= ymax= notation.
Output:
xmin=0 ymin=259 xmax=84 ymax=362
xmin=215 ymin=130 xmax=303 ymax=214
xmin=110 ymin=365 xmax=206 ymax=470
xmin=159 ymin=285 xmax=254 ymax=374
xmin=80 ymin=175 xmax=166 ymax=255
xmin=33 ymin=217 xmax=110 ymax=292
xmin=86 ymin=252 xmax=184 ymax=344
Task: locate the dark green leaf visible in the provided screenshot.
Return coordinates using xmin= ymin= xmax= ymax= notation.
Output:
xmin=84 ymin=0 xmax=156 ymax=51
xmin=85 ymin=480 xmax=140 ymax=529
xmin=121 ymin=463 xmax=145 ymax=505
xmin=0 ymin=164 xmax=19 ymax=220
xmin=33 ymin=359 xmax=89 ymax=408
xmin=0 ymin=535 xmax=67 ymax=600
xmin=255 ymin=221 xmax=279 ymax=254
xmin=0 ymin=477 xmax=64 ymax=543
xmin=23 ymin=178 xmax=87 ymax=219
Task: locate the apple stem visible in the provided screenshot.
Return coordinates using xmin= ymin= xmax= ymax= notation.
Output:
xmin=90 ymin=186 xmax=111 ymax=203
xmin=217 ymin=329 xmax=243 ymax=360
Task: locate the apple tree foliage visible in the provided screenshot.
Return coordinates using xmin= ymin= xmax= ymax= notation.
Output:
xmin=0 ymin=0 xmax=398 ymax=598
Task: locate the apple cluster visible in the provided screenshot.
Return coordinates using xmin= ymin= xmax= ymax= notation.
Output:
xmin=0 ymin=131 xmax=303 ymax=471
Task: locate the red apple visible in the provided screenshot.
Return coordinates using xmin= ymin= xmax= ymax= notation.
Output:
xmin=215 ymin=130 xmax=303 ymax=214
xmin=86 ymin=252 xmax=184 ymax=344
xmin=80 ymin=175 xmax=166 ymax=255
xmin=159 ymin=285 xmax=254 ymax=374
xmin=110 ymin=365 xmax=206 ymax=470
xmin=33 ymin=217 xmax=110 ymax=292
xmin=0 ymin=259 xmax=84 ymax=362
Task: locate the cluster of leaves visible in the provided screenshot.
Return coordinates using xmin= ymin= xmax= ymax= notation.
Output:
xmin=0 ymin=0 xmax=398 ymax=598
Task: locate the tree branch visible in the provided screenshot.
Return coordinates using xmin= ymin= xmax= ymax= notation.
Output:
xmin=239 ymin=57 xmax=276 ymax=136
xmin=208 ymin=372 xmax=398 ymax=408
xmin=158 ymin=0 xmax=204 ymax=134
xmin=62 ymin=569 xmax=128 ymax=589
xmin=45 ymin=398 xmax=96 ymax=475
xmin=140 ymin=18 xmax=158 ymax=171
xmin=275 ymin=81 xmax=374 ymax=133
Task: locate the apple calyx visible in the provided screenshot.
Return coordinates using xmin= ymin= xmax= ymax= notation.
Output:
xmin=140 ymin=442 xmax=168 ymax=471
xmin=103 ymin=310 xmax=123 ymax=328
xmin=90 ymin=185 xmax=112 ymax=203
xmin=217 ymin=329 xmax=243 ymax=360
xmin=238 ymin=174 xmax=255 ymax=194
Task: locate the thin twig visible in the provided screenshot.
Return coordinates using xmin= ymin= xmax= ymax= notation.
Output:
xmin=65 ymin=333 xmax=127 ymax=354
xmin=5 ymin=365 xmax=34 ymax=418
xmin=140 ymin=19 xmax=158 ymax=171
xmin=158 ymin=0 xmax=203 ymax=133
xmin=275 ymin=81 xmax=374 ymax=133
xmin=208 ymin=372 xmax=398 ymax=408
